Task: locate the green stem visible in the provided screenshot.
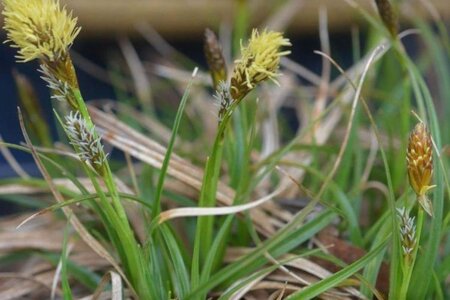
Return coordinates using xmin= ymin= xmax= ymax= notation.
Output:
xmin=70 ymin=88 xmax=153 ymax=299
xmin=191 ymin=105 xmax=236 ymax=291
xmin=72 ymin=88 xmax=130 ymax=227
xmin=233 ymin=0 xmax=249 ymax=55
xmin=196 ymin=127 xmax=226 ymax=252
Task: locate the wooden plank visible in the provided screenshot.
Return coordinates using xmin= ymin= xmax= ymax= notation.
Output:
xmin=2 ymin=0 xmax=449 ymax=37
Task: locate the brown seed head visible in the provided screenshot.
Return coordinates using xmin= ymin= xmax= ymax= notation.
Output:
xmin=374 ymin=0 xmax=398 ymax=37
xmin=204 ymin=28 xmax=227 ymax=89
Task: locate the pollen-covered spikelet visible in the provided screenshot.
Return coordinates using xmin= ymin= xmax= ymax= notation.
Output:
xmin=2 ymin=0 xmax=81 ymax=63
xmin=230 ymin=29 xmax=291 ymax=101
xmin=406 ymin=122 xmax=435 ymax=216
xmin=65 ymin=111 xmax=108 ymax=175
xmin=204 ymin=28 xmax=227 ymax=89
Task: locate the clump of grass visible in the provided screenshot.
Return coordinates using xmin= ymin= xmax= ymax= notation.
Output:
xmin=0 ymin=0 xmax=448 ymax=299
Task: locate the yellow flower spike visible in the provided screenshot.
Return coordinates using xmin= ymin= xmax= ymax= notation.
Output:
xmin=230 ymin=29 xmax=291 ymax=101
xmin=406 ymin=122 xmax=434 ymax=216
xmin=2 ymin=0 xmax=81 ymax=62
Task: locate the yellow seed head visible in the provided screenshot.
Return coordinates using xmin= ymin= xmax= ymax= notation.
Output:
xmin=406 ymin=122 xmax=435 ymax=216
xmin=230 ymin=29 xmax=291 ymax=101
xmin=407 ymin=122 xmax=433 ymax=196
xmin=2 ymin=0 xmax=81 ymax=62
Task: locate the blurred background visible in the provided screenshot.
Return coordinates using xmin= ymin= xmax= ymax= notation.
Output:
xmin=0 ymin=0 xmax=448 ymax=184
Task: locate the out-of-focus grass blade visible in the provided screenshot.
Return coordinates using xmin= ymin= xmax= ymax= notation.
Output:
xmin=285 ymin=237 xmax=389 ymax=299
xmin=60 ymin=220 xmax=73 ymax=300
xmin=160 ymin=224 xmax=190 ymax=297
xmin=41 ymin=252 xmax=101 ymax=291
xmin=13 ymin=71 xmax=53 ymax=148
xmin=186 ymin=210 xmax=336 ymax=299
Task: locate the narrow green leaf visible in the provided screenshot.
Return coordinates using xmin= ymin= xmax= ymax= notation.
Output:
xmin=61 ymin=219 xmax=74 ymax=300
xmin=152 ymin=68 xmax=197 ymax=217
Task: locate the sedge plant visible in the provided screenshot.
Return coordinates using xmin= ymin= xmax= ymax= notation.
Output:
xmin=0 ymin=0 xmax=448 ymax=299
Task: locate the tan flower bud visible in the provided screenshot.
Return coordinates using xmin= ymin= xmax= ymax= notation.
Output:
xmin=406 ymin=122 xmax=435 ymax=216
xmin=204 ymin=28 xmax=227 ymax=89
xmin=374 ymin=0 xmax=399 ymax=38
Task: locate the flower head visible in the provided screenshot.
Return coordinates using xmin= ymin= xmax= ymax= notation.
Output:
xmin=230 ymin=29 xmax=291 ymax=100
xmin=406 ymin=122 xmax=435 ymax=216
xmin=2 ymin=0 xmax=81 ymax=62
